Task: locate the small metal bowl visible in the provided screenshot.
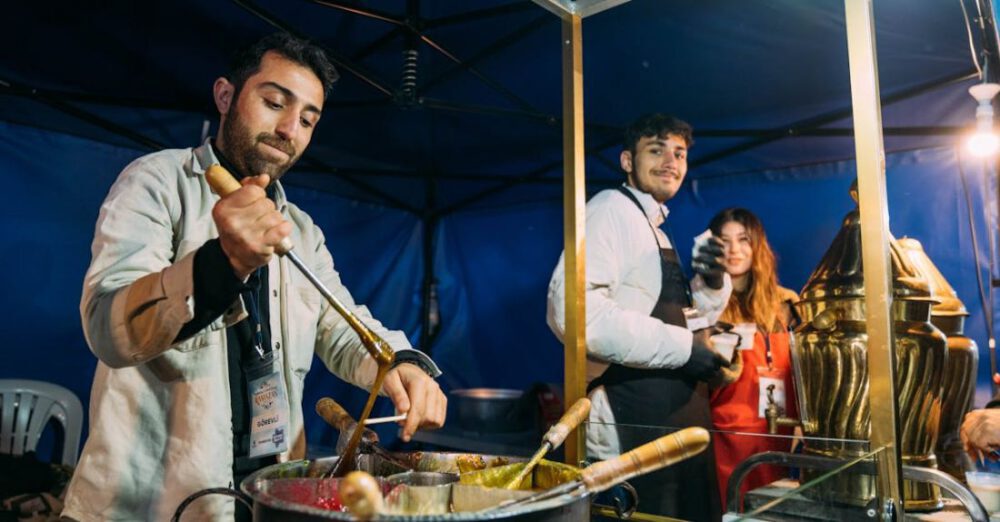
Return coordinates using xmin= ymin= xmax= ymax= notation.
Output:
xmin=450 ymin=388 xmax=532 ymax=433
xmin=384 ymin=471 xmax=459 ymax=515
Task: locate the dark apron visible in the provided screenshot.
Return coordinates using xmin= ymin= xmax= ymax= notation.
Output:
xmin=588 ymin=187 xmax=719 ymax=521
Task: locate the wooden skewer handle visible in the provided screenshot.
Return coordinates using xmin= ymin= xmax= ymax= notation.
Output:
xmin=580 ymin=426 xmax=710 ymax=494
xmin=316 ymin=397 xmax=357 ymax=433
xmin=542 ymin=397 xmax=591 ymax=449
xmin=205 ymin=164 xmax=294 ymax=255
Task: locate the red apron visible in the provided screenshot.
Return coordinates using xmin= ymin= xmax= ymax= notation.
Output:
xmin=709 ymin=329 xmax=798 ymax=508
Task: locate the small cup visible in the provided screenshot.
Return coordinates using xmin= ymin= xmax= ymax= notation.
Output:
xmin=966 ymin=471 xmax=1000 ymax=513
xmin=711 ymin=332 xmax=740 ymax=361
xmin=732 ymin=323 xmax=757 ymax=350
xmin=384 ymin=471 xmax=458 ymax=515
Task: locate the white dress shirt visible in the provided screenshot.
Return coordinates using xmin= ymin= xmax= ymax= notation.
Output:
xmin=546 ymin=184 xmax=731 ymax=459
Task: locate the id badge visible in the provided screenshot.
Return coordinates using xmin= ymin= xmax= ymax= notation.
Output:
xmin=247 ymin=351 xmax=291 ymax=458
xmin=683 ymin=307 xmax=709 ymax=331
xmin=757 ymin=366 xmax=788 ymax=419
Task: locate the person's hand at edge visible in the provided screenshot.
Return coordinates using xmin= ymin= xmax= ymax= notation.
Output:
xmin=961 ymin=408 xmax=1000 ymax=463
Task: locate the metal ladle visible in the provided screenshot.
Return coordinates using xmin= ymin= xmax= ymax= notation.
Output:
xmin=205 ymin=165 xmax=395 ymax=478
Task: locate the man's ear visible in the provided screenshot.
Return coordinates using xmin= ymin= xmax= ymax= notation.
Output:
xmin=213 ymin=77 xmax=235 ymax=115
xmin=619 ymin=149 xmax=633 ymax=173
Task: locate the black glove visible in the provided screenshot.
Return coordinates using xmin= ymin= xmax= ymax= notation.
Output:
xmin=691 ymin=235 xmax=726 ymax=289
xmin=680 ymin=328 xmax=730 ymax=382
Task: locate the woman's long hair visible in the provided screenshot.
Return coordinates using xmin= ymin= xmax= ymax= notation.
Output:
xmin=709 ymin=208 xmax=783 ymax=332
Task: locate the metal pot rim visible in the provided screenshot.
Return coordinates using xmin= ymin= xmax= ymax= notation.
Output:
xmin=241 ymin=456 xmax=589 ymax=520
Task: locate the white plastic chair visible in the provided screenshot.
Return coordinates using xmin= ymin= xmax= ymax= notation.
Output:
xmin=0 ymin=379 xmax=83 ymax=466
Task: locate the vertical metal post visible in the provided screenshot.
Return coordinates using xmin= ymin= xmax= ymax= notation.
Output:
xmin=844 ymin=0 xmax=904 ymax=517
xmin=561 ymin=12 xmax=587 ymax=466
xmin=419 ymin=179 xmax=439 ymax=353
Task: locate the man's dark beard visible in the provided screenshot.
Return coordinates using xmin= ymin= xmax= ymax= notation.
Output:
xmin=219 ymin=109 xmax=298 ymax=181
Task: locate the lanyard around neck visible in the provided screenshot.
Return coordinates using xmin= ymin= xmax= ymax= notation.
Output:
xmin=241 ymin=267 xmax=267 ymax=359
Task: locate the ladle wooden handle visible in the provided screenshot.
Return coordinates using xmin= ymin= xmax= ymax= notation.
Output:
xmin=316 ymin=397 xmax=357 ymax=433
xmin=205 ymin=164 xmax=294 ymax=255
xmin=580 ymin=426 xmax=710 ymax=493
xmin=542 ymin=398 xmax=591 ymax=448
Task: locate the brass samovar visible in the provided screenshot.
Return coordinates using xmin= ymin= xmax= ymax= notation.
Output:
xmin=793 ymin=191 xmax=948 ymax=511
xmin=897 ymin=237 xmax=978 ymax=481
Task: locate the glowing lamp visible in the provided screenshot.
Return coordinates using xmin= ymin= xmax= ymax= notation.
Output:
xmin=967 ymin=83 xmax=1000 ymax=157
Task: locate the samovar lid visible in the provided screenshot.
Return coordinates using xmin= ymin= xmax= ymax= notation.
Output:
xmin=800 ymin=182 xmax=933 ymax=303
xmin=897 ymin=237 xmax=969 ymax=317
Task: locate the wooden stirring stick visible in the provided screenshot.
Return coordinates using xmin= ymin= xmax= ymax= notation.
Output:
xmin=485 ymin=426 xmax=710 ymax=512
xmin=503 ymin=397 xmax=591 ymax=489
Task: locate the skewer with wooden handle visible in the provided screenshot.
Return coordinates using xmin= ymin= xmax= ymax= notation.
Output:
xmin=484 ymin=426 xmax=711 ymax=512
xmin=315 ymin=397 xmax=413 ymax=470
xmin=503 ymin=398 xmax=591 ymax=489
xmin=316 ymin=397 xmax=378 ymax=450
xmin=204 ymin=164 xmax=394 ymax=367
xmin=316 ymin=397 xmax=359 ymax=433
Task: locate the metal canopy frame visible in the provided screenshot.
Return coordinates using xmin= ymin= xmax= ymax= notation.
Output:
xmin=5 ymin=5 xmax=1000 ymax=488
xmin=845 ymin=0 xmax=903 ymax=515
xmin=1 ymin=1 xmax=988 ymax=218
xmin=532 ymin=0 xmax=631 ymax=19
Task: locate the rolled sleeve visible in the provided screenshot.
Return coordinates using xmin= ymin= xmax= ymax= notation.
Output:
xmin=81 ymin=158 xmax=203 ymax=368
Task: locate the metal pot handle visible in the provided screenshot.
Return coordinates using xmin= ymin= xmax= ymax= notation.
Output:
xmin=171 ymin=487 xmax=253 ymax=522
xmin=591 ymin=481 xmax=638 ymax=519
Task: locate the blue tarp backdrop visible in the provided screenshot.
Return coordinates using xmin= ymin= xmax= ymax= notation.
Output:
xmin=2 ymin=117 xmax=997 ymax=452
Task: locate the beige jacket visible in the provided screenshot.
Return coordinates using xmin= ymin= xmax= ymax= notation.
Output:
xmin=63 ymin=142 xmax=437 ymax=521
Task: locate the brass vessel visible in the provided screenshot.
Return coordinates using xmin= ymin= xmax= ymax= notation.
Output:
xmin=897 ymin=237 xmax=978 ymax=481
xmin=793 ymin=195 xmax=948 ymax=511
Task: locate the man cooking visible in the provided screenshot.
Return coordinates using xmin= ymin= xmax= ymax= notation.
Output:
xmin=62 ymin=33 xmax=446 ymax=521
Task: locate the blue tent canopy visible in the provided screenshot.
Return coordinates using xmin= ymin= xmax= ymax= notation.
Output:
xmin=1 ymin=0 xmax=997 ymax=452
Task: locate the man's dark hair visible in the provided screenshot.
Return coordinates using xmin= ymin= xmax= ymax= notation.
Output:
xmin=227 ymin=33 xmax=339 ymax=100
xmin=622 ymin=113 xmax=694 ymax=153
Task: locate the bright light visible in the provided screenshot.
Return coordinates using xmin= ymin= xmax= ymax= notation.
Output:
xmin=967 ymin=132 xmax=1000 ymax=157
xmin=967 ymin=83 xmax=1000 ymax=158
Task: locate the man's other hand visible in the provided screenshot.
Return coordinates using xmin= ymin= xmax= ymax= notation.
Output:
xmin=680 ymin=328 xmax=729 ymax=381
xmin=212 ymin=174 xmax=292 ymax=280
xmin=382 ymin=363 xmax=447 ymax=442
xmin=692 ymin=235 xmax=726 ymax=290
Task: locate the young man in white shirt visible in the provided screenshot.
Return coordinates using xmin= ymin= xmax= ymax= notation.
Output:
xmin=547 ymin=113 xmax=731 ymax=520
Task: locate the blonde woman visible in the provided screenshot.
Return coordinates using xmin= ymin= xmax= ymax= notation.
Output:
xmin=708 ymin=208 xmax=799 ymax=506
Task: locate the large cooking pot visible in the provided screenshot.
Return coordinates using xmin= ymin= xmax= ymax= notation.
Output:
xmin=241 ymin=452 xmax=590 ymax=521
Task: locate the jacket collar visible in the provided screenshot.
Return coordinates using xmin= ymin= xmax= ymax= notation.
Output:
xmin=621 ymin=183 xmax=669 ymax=226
